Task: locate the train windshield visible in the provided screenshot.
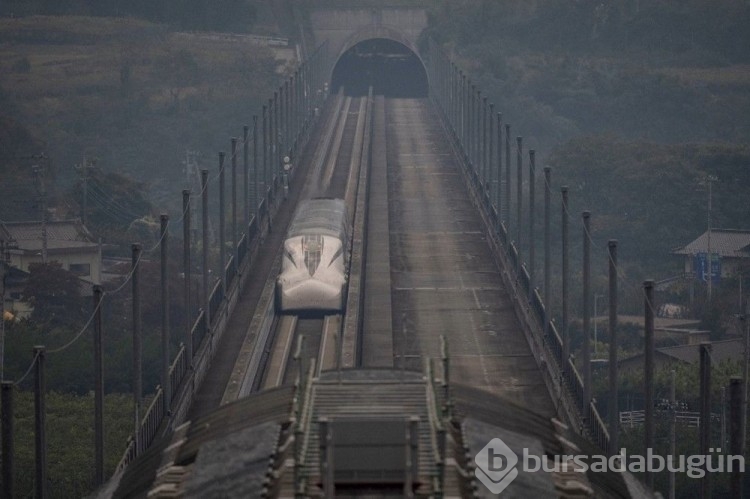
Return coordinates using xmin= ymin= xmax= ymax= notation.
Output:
xmin=287 ymin=199 xmax=347 ymax=238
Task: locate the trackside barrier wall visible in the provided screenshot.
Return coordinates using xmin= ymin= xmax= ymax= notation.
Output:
xmin=427 ymin=38 xmax=609 ymax=454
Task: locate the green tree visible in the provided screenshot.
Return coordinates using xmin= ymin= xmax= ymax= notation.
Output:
xmin=22 ymin=262 xmax=86 ymax=328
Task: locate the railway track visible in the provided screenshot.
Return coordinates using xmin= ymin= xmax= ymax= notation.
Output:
xmin=225 ymin=88 xmax=374 ymax=398
xmin=223 ymin=93 xmax=552 ymax=418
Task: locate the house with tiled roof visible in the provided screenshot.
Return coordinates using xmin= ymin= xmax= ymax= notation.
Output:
xmin=672 ymin=229 xmax=750 ymax=279
xmin=1 ymin=219 xmax=101 ymax=317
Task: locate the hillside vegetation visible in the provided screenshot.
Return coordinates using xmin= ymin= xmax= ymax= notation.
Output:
xmin=427 ymin=0 xmax=750 ymax=310
xmin=0 ymin=15 xmax=287 ymax=218
xmin=0 ymin=13 xmax=290 ymax=497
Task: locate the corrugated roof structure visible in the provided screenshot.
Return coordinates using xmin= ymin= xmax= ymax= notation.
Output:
xmin=672 ymin=229 xmax=750 ymax=257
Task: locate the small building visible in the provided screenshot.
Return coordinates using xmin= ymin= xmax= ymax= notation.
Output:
xmin=619 ymin=338 xmax=744 ymax=373
xmin=672 ymin=228 xmax=750 ymax=279
xmin=1 ymin=219 xmax=102 ymax=317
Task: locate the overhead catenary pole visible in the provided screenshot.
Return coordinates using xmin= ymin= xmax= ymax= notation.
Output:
xmin=34 ymin=345 xmax=47 ymax=499
xmin=707 ymin=176 xmax=715 ymax=302
xmin=253 ymin=115 xmax=259 ymax=219
xmin=488 ymin=103 xmax=494 ymax=204
xmin=476 ymin=89 xmax=481 ymax=180
xmin=1 ymin=241 xmax=5 ymax=381
xmin=182 ymin=191 xmax=192 ymax=365
xmin=274 ymin=91 xmax=279 ymax=186
xmin=262 ymin=105 xmax=268 ymax=211
xmin=644 ymin=279 xmax=655 ymax=489
xmin=505 ymin=124 xmax=511 ymax=224
xmin=32 ymin=162 xmax=48 ymax=264
xmin=669 ymin=369 xmax=676 ymax=499
xmin=160 ymin=214 xmax=171 ymax=412
xmin=231 ymin=138 xmax=238 ymax=277
xmin=482 ymin=96 xmax=487 ymax=190
xmin=93 ymin=285 xmax=104 ymax=486
xmin=218 ymin=152 xmax=226 ymax=297
xmin=561 ymin=186 xmax=570 ymax=373
xmin=516 ymin=136 xmax=523 ymax=249
xmin=582 ymin=212 xmax=592 ymax=414
xmin=699 ymin=342 xmax=712 ymax=498
xmin=284 ymin=79 xmax=290 ymax=157
xmin=269 ymin=96 xmax=276 ymax=230
xmin=528 ymin=150 xmax=536 ymax=301
xmin=496 ymin=113 xmax=503 ymax=224
xmin=742 ymin=301 xmax=749 ymax=454
xmin=729 ymin=376 xmax=743 ymax=498
xmin=201 ymin=170 xmax=210 ymax=334
xmin=131 ymin=243 xmax=142 ymax=453
xmin=460 ymin=73 xmax=466 ymax=154
xmin=543 ymin=167 xmax=551 ymax=338
xmin=2 ymin=381 xmax=14 ymax=499
xmin=608 ymin=240 xmax=619 ymax=456
xmin=243 ymin=126 xmax=249 ymax=232
xmin=471 ymin=84 xmax=476 ymax=168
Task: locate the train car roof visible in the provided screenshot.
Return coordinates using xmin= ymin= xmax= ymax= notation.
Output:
xmin=286 ymin=198 xmax=347 ymax=238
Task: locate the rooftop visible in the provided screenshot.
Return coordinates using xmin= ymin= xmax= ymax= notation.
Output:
xmin=672 ymin=229 xmax=750 ymax=258
xmin=620 ymin=338 xmax=744 ymax=367
xmin=1 ymin=219 xmax=98 ymax=252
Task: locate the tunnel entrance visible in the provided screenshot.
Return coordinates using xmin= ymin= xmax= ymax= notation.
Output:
xmin=330 ymin=38 xmax=428 ymax=98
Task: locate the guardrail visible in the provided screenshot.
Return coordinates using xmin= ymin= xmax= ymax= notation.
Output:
xmin=114 ymin=41 xmax=330 ymax=474
xmin=428 ymin=38 xmax=610 ymax=454
xmin=620 ymin=410 xmax=712 ymax=428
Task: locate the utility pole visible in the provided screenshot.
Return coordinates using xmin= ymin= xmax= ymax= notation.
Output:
xmin=74 ymin=155 xmax=95 ymax=225
xmin=93 ymin=285 xmax=104 ymax=486
xmin=699 ymin=342 xmax=712 ymax=498
xmin=582 ymin=212 xmax=592 ymax=413
xmin=707 ymin=177 xmax=714 ymax=302
xmin=31 ymin=156 xmax=48 ymax=263
xmin=669 ymin=369 xmax=676 ymax=499
xmin=701 ymin=175 xmax=718 ymax=302
xmin=34 ymin=345 xmax=47 ymax=499
xmin=741 ymin=304 xmax=749 ymax=456
xmin=1 ymin=241 xmax=6 ymax=382
xmin=608 ymin=241 xmax=619 ymax=456
xmin=182 ymin=150 xmax=200 ymax=192
xmin=644 ymin=279 xmax=655 ymax=489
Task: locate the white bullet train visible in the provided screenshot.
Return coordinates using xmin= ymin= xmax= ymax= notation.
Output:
xmin=275 ymin=198 xmax=350 ymax=313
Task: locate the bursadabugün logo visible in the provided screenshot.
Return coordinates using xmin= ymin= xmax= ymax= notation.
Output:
xmin=474 ymin=438 xmax=519 ymax=494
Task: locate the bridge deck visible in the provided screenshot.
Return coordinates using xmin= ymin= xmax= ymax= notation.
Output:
xmin=385 ymin=98 xmax=554 ymax=415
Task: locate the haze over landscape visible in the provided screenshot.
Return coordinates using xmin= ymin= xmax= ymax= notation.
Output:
xmin=0 ymin=1 xmax=749 ymax=497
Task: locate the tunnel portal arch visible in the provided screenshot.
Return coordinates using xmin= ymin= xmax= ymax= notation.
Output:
xmin=329 ymin=26 xmax=428 ymax=97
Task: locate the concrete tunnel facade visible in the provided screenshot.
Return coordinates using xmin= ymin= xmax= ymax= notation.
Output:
xmin=316 ymin=18 xmax=430 ymax=98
